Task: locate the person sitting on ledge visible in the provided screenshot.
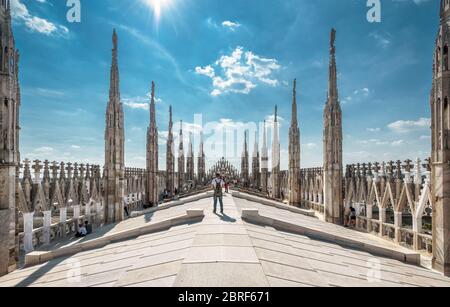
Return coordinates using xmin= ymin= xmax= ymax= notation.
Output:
xmin=75 ymin=223 xmax=87 ymax=238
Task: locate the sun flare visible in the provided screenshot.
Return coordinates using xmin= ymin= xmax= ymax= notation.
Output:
xmin=143 ymin=0 xmax=173 ymax=24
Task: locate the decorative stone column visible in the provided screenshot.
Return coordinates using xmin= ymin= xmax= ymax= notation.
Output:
xmin=95 ymin=202 xmax=102 ymax=227
xmin=413 ymin=214 xmax=422 ymax=251
xmin=85 ymin=201 xmax=91 ymax=223
xmin=379 ymin=207 xmax=386 ymax=237
xmin=23 ymin=212 xmax=34 ymax=253
xmin=42 ymin=210 xmax=52 ymax=245
xmin=59 ymin=207 xmax=67 ymax=238
xmin=366 ymin=204 xmax=373 ymax=233
xmin=73 ymin=204 xmax=80 ymax=233
xmin=394 ymin=211 xmax=403 ymax=243
xmin=323 ymin=29 xmax=343 ymax=225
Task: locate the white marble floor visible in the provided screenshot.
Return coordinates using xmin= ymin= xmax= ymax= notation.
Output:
xmin=1 ymin=194 xmax=449 ymax=287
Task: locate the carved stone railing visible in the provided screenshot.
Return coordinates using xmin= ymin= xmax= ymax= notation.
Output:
xmin=299 ymin=167 xmax=324 ymax=211
xmin=345 ymin=158 xmax=433 ymax=255
xmin=16 ymin=160 xmax=151 ymax=254
xmin=295 ymin=159 xmax=433 ymax=256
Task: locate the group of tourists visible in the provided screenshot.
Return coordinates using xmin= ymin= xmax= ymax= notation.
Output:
xmin=75 ymin=221 xmax=93 ymax=238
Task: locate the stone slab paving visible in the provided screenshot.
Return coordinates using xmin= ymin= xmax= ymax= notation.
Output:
xmin=1 ymin=193 xmax=449 ymax=287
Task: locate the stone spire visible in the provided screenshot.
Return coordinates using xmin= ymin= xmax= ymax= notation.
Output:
xmin=241 ymin=131 xmax=249 ymax=186
xmin=289 ymin=79 xmax=301 ymax=206
xmin=197 ymin=131 xmax=206 ymax=184
xmin=109 ymin=29 xmax=119 ymax=100
xmin=104 ymin=29 xmax=125 ymax=223
xmin=146 ymin=81 xmax=159 ymax=206
xmin=431 ymin=3 xmax=450 ymax=277
xmin=323 ymin=28 xmax=343 ymax=224
xmin=272 ymin=106 xmax=281 ymax=199
xmin=261 ymin=120 xmax=269 ymax=193
xmin=186 ymin=132 xmax=195 ymax=186
xmin=292 ymin=79 xmax=298 ymax=126
xmin=328 ymin=28 xmax=338 ymax=101
xmin=178 ymin=121 xmax=185 ymax=192
xmin=0 ymin=0 xmax=20 ymax=276
xmin=441 ymin=0 xmax=450 ymax=21
xmin=166 ymin=106 xmax=175 ymax=195
xmin=252 ymin=131 xmax=260 ymax=189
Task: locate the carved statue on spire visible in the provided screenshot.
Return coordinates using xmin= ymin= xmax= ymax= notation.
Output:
xmin=330 ymin=28 xmax=336 ymax=54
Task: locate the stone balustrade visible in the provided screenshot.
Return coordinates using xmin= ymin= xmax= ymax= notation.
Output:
xmin=16 ymin=160 xmax=149 ymax=254
xmin=292 ymin=158 xmax=433 ymax=256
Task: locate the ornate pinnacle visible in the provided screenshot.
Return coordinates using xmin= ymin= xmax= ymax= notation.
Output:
xmin=73 ymin=163 xmax=79 ymax=179
xmin=330 ymin=28 xmax=336 ymax=55
xmin=423 ymin=158 xmax=432 ymax=172
xmin=367 ymin=162 xmax=373 ymax=176
xmin=43 ymin=160 xmax=50 ymax=181
xmin=404 ymin=159 xmax=413 ymax=173
xmin=86 ymin=163 xmax=91 ymax=179
xmin=80 ymin=164 xmax=86 ymax=179
xmin=112 ymin=29 xmax=118 ymax=51
xmin=50 ymin=161 xmax=59 ymax=180
xmin=373 ymin=162 xmax=380 ymax=173
xmin=292 ymin=79 xmax=298 ymax=127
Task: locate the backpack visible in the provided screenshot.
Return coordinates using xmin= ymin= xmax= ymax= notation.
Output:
xmin=214 ymin=179 xmax=223 ymax=196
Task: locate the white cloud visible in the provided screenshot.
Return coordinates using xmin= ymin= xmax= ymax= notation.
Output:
xmin=391 ymin=140 xmax=406 ymax=147
xmin=222 ymin=20 xmax=241 ymax=31
xmin=11 ymin=0 xmax=69 ymax=37
xmin=367 ymin=128 xmax=381 ymax=132
xmin=122 ymin=93 xmax=164 ymax=111
xmin=342 ymin=88 xmax=371 ymax=105
xmin=34 ymin=146 xmax=54 ymax=154
xmin=265 ymin=114 xmax=285 ymax=126
xmin=388 ymin=118 xmax=431 ymax=133
xmin=195 ymin=46 xmax=281 ymax=96
xmin=195 ymin=65 xmax=215 ymax=78
xmin=123 ymin=101 xmax=149 ymax=110
xmin=369 ymin=32 xmax=392 ymax=49
xmin=303 ymin=143 xmax=317 ymax=149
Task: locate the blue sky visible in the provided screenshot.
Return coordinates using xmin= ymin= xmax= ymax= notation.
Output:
xmin=12 ymin=0 xmax=437 ymax=170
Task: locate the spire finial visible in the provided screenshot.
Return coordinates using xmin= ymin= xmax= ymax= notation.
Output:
xmin=327 ymin=28 xmax=338 ymax=102
xmin=6 ymin=0 xmax=11 ymax=23
xmin=109 ymin=29 xmax=120 ymax=101
xmin=275 ymin=105 xmax=278 ymax=123
xmin=293 ymin=78 xmax=297 ymax=96
xmin=112 ymin=29 xmax=118 ymax=53
xmin=330 ymin=28 xmax=336 ymax=55
xmin=151 ymin=81 xmax=155 ymax=100
xmin=292 ymin=79 xmax=298 ymax=126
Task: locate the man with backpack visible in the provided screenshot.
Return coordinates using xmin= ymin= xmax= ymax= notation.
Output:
xmin=212 ymin=173 xmax=225 ymax=214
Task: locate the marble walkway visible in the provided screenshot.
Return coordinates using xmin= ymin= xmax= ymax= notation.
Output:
xmin=1 ymin=194 xmax=449 ymax=287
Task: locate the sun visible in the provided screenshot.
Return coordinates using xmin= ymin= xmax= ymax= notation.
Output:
xmin=142 ymin=0 xmax=174 ymax=24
